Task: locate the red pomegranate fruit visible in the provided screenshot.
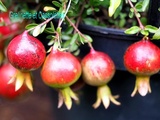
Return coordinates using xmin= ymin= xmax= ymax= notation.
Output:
xmin=124 ymin=37 xmax=160 ymax=97
xmin=41 ymin=47 xmax=82 ymax=110
xmin=7 ymin=31 xmax=46 ymax=71
xmin=0 ymin=63 xmax=29 ymax=99
xmin=81 ymin=48 xmax=120 ymax=109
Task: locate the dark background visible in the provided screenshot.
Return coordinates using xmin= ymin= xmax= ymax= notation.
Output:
xmin=1 ymin=0 xmax=160 ymax=120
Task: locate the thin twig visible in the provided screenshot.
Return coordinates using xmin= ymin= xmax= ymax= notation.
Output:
xmin=66 ymin=16 xmax=93 ymax=49
xmin=127 ymin=0 xmax=144 ymax=29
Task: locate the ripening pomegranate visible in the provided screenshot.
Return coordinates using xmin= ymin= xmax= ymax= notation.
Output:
xmin=81 ymin=48 xmax=120 ymax=109
xmin=7 ymin=31 xmax=46 ymax=71
xmin=0 ymin=63 xmax=29 ymax=99
xmin=41 ymin=47 xmax=82 ymax=110
xmin=6 ymin=31 xmax=46 ymax=91
xmin=124 ymin=37 xmax=160 ymax=97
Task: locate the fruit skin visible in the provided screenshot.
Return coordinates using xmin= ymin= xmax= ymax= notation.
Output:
xmin=41 ymin=48 xmax=82 ymax=88
xmin=7 ymin=31 xmax=46 ymax=71
xmin=124 ymin=38 xmax=160 ymax=75
xmin=81 ymin=48 xmax=115 ymax=86
xmin=81 ymin=48 xmax=120 ymax=109
xmin=0 ymin=63 xmax=28 ymax=99
xmin=123 ymin=38 xmax=160 ymax=96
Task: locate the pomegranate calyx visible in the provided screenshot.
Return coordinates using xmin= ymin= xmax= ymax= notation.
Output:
xmin=93 ymin=85 xmax=121 ymax=109
xmin=8 ymin=70 xmax=33 ymax=91
xmin=58 ymin=87 xmax=79 ymax=110
xmin=131 ymin=75 xmax=151 ymax=97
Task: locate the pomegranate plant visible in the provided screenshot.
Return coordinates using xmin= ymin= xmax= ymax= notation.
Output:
xmin=124 ymin=37 xmax=160 ymax=97
xmin=0 ymin=62 xmax=29 ymax=99
xmin=41 ymin=46 xmax=82 ymax=110
xmin=6 ymin=31 xmax=46 ymax=91
xmin=81 ymin=48 xmax=120 ymax=109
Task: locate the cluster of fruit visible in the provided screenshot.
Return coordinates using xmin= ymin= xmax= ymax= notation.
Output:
xmin=1 ymin=10 xmax=160 ymax=111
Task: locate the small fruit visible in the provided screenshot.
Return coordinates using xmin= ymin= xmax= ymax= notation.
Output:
xmin=7 ymin=31 xmax=46 ymax=71
xmin=0 ymin=63 xmax=28 ymax=99
xmin=6 ymin=31 xmax=45 ymax=91
xmin=81 ymin=48 xmax=120 ymax=109
xmin=41 ymin=47 xmax=82 ymax=110
xmin=124 ymin=37 xmax=160 ymax=97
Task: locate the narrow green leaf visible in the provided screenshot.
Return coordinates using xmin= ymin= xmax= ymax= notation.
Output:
xmin=52 ymin=1 xmax=62 ymax=8
xmin=50 ymin=22 xmax=55 ymax=32
xmin=25 ymin=23 xmax=38 ymax=30
xmin=44 ymin=28 xmax=55 ymax=34
xmin=70 ymin=33 xmax=78 ymax=45
xmin=152 ymin=28 xmax=160 ymax=40
xmin=33 ymin=26 xmax=41 ymax=37
xmin=145 ymin=25 xmax=158 ymax=33
xmin=62 ymin=34 xmax=71 ymax=40
xmin=109 ymin=0 xmax=121 ymax=17
xmin=0 ymin=1 xmax=7 ymax=12
xmin=73 ymin=49 xmax=80 ymax=56
xmin=40 ymin=24 xmax=47 ymax=33
xmin=124 ymin=26 xmax=140 ymax=34
xmin=48 ymin=40 xmax=54 ymax=46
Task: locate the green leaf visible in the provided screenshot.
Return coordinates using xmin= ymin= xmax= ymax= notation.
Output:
xmin=109 ymin=0 xmax=121 ymax=17
xmin=86 ymin=8 xmax=93 ymax=15
xmin=135 ymin=1 xmax=143 ymax=11
xmin=72 ymin=0 xmax=79 ymax=4
xmin=73 ymin=49 xmax=80 ymax=56
xmin=83 ymin=34 xmax=93 ymax=43
xmin=44 ymin=27 xmax=55 ymax=34
xmin=83 ymin=18 xmax=98 ymax=26
xmin=145 ymin=25 xmax=158 ymax=33
xmin=124 ymin=26 xmax=140 ymax=34
xmin=52 ymin=1 xmax=62 ymax=8
xmin=0 ymin=1 xmax=7 ymax=12
xmin=131 ymin=0 xmax=137 ymax=2
xmin=140 ymin=29 xmax=149 ymax=36
xmin=152 ymin=28 xmax=160 ymax=40
xmin=40 ymin=24 xmax=47 ymax=33
xmin=70 ymin=33 xmax=78 ymax=45
xmin=62 ymin=34 xmax=71 ymax=40
xmin=25 ymin=23 xmax=38 ymax=30
xmin=33 ymin=26 xmax=41 ymax=37
xmin=141 ymin=0 xmax=149 ymax=11
xmin=50 ymin=22 xmax=55 ymax=32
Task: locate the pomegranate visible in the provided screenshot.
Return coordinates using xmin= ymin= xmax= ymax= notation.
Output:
xmin=6 ymin=31 xmax=46 ymax=91
xmin=81 ymin=48 xmax=120 ymax=109
xmin=7 ymin=31 xmax=46 ymax=71
xmin=41 ymin=47 xmax=82 ymax=110
xmin=124 ymin=37 xmax=160 ymax=97
xmin=0 ymin=63 xmax=29 ymax=99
